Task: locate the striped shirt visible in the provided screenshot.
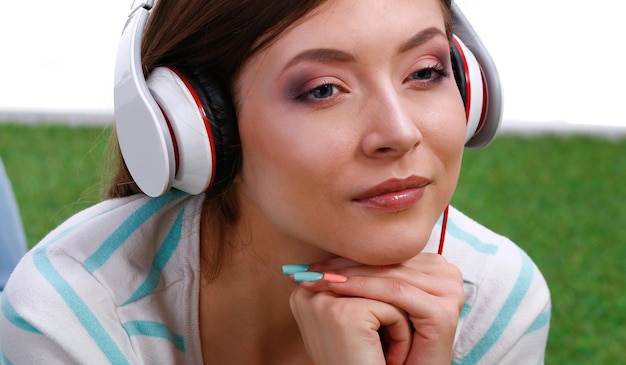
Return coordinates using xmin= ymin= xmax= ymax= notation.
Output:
xmin=0 ymin=191 xmax=550 ymax=364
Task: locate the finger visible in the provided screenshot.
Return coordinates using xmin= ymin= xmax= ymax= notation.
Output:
xmin=293 ymin=258 xmax=464 ymax=308
xmin=281 ymin=258 xmax=360 ymax=279
xmin=398 ymin=252 xmax=453 ymax=273
xmin=331 ymin=255 xmax=464 ymax=299
xmin=374 ymin=306 xmax=412 ymax=365
xmin=326 ymin=274 xmax=464 ymax=323
xmin=284 ymin=271 xmax=348 ymax=293
xmin=328 ymin=275 xmax=462 ymax=364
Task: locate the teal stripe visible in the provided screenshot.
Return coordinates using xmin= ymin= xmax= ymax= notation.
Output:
xmin=460 ymin=303 xmax=471 ymax=319
xmin=35 ymin=199 xmax=129 ymax=252
xmin=1 ymin=294 xmax=41 ymax=334
xmin=84 ymin=191 xmax=186 ymax=273
xmin=1 ymin=352 xmax=14 ymax=365
xmin=0 ymin=200 xmax=132 ymax=360
xmin=33 ymin=249 xmax=130 ymax=365
xmin=123 ymin=209 xmax=185 ymax=305
xmin=526 ymin=307 xmax=551 ymax=335
xmin=122 ymin=320 xmax=186 ymax=353
xmin=444 ymin=216 xmax=498 ymax=255
xmin=1 ymin=195 xmax=182 ymax=365
xmin=453 ymin=249 xmax=535 ymax=364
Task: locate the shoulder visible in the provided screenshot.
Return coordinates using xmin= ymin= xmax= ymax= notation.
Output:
xmin=431 ymin=206 xmax=551 ymax=364
xmin=0 ymin=191 xmax=205 ymax=364
xmin=22 ymin=190 xmax=203 ymax=287
xmin=436 ymin=206 xmax=548 ymax=294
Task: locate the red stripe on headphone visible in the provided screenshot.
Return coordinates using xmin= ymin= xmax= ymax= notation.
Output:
xmin=170 ymin=68 xmax=217 ymax=191
xmin=452 ymin=37 xmax=471 ymax=121
xmin=158 ymin=104 xmax=180 ymax=175
xmin=475 ymin=71 xmax=488 ymax=134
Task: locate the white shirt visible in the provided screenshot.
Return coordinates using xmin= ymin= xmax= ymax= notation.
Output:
xmin=0 ymin=191 xmax=550 ymax=364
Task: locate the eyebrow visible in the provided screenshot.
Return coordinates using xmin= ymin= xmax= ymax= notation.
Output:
xmin=284 ymin=27 xmax=447 ymax=69
xmin=398 ymin=27 xmax=448 ymax=53
xmin=285 ymin=48 xmax=356 ymax=69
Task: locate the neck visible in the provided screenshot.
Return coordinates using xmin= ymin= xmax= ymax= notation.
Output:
xmin=199 ymin=258 xmax=308 ymax=363
xmin=198 ymin=199 xmax=326 ymax=364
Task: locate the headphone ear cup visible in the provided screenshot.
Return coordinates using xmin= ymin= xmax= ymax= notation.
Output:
xmin=178 ymin=67 xmax=240 ymax=191
xmin=147 ymin=67 xmax=240 ymax=194
xmin=114 ymin=3 xmax=239 ymax=196
xmin=450 ymin=35 xmax=486 ymax=144
xmin=145 ymin=67 xmax=227 ymax=195
xmin=146 ymin=67 xmax=214 ymax=195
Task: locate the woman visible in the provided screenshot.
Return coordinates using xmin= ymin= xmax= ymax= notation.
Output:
xmin=0 ymin=0 xmax=550 ymax=363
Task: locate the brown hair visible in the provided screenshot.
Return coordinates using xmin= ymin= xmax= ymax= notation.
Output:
xmin=106 ymin=0 xmax=453 ymax=279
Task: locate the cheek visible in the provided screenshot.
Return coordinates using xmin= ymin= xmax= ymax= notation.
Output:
xmin=237 ymin=104 xmax=344 ymax=210
xmin=424 ymin=96 xmax=466 ymax=194
xmin=427 ymin=96 xmax=466 ymax=156
xmin=236 ymin=116 xmax=353 ymax=249
xmin=241 ymin=114 xmax=324 ymax=177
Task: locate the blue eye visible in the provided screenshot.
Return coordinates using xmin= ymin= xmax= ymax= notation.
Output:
xmin=298 ymin=83 xmax=340 ymax=101
xmin=409 ymin=66 xmax=449 ymax=83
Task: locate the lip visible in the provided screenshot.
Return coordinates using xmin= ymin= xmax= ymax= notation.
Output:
xmin=352 ymin=176 xmax=431 ymax=211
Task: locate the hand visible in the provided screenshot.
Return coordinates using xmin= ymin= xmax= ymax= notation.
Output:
xmin=290 ymin=285 xmax=413 ymax=365
xmin=288 ymin=254 xmax=464 ymax=364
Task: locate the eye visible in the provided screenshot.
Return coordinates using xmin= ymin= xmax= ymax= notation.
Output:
xmin=297 ymin=82 xmax=341 ymax=101
xmin=407 ymin=65 xmax=450 ymax=84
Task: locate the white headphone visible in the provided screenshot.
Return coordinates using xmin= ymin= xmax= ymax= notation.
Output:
xmin=450 ymin=3 xmax=503 ymax=148
xmin=114 ymin=0 xmax=503 ymax=197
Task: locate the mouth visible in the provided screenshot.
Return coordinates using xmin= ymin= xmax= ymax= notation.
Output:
xmin=352 ymin=176 xmax=431 ymax=211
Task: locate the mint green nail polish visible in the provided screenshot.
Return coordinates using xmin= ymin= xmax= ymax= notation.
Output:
xmin=282 ymin=264 xmax=310 ymax=275
xmin=294 ymin=272 xmax=324 ymax=282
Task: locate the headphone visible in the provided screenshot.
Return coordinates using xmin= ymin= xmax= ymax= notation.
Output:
xmin=114 ymin=0 xmax=503 ymax=197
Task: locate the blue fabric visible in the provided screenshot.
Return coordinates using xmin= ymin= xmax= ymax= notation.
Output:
xmin=0 ymin=159 xmax=27 ymax=292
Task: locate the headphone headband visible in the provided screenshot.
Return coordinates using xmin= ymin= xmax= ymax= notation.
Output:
xmin=114 ymin=0 xmax=175 ymax=197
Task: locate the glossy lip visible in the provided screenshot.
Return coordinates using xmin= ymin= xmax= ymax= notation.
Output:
xmin=352 ymin=176 xmax=431 ymax=211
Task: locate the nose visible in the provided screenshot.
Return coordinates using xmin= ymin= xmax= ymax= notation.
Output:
xmin=361 ymin=91 xmax=422 ymax=158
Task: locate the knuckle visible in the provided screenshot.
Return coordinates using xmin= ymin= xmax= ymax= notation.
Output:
xmin=387 ymin=277 xmax=410 ymax=297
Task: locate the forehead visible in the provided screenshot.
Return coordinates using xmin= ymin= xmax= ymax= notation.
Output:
xmin=234 ymin=0 xmax=447 ymax=102
xmin=270 ymin=0 xmax=445 ymax=57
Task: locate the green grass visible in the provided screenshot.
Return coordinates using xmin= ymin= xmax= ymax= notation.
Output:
xmin=454 ymin=136 xmax=626 ymax=363
xmin=0 ymin=124 xmax=111 ymax=245
xmin=1 ymin=123 xmax=624 ymax=362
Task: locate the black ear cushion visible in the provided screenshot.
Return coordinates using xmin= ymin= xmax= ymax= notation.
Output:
xmin=177 ymin=67 xmax=241 ymax=192
xmin=450 ymin=42 xmax=468 ymax=107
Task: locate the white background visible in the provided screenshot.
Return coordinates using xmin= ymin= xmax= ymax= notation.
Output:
xmin=0 ymin=0 xmax=624 ymax=128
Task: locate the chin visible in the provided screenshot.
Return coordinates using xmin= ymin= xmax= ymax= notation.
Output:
xmin=345 ymin=231 xmax=431 ymax=266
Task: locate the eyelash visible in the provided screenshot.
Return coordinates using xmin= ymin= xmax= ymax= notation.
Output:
xmin=407 ymin=64 xmax=450 ymax=85
xmin=296 ymin=82 xmax=341 ymax=102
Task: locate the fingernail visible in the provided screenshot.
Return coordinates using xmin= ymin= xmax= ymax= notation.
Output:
xmin=293 ymin=272 xmax=348 ymax=283
xmin=293 ymin=272 xmax=324 ymax=282
xmin=322 ymin=273 xmax=348 ymax=283
xmin=282 ymin=264 xmax=310 ymax=275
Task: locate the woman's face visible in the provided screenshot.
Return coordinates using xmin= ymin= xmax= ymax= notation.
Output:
xmin=234 ymin=0 xmax=466 ymax=265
